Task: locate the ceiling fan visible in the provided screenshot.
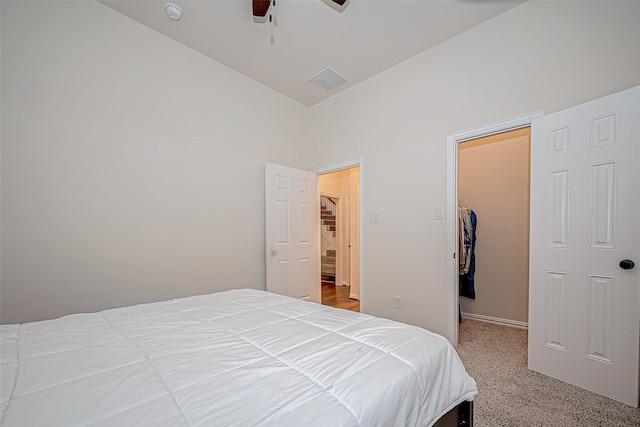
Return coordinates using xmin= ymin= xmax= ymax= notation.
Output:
xmin=252 ymin=0 xmax=348 ymax=20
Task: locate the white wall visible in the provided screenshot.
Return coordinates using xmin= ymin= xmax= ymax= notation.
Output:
xmin=319 ymin=170 xmax=350 ymax=196
xmin=0 ymin=1 xmax=307 ymax=324
xmin=458 ymin=130 xmax=530 ymax=323
xmin=305 ymin=1 xmax=640 ymax=337
xmin=2 ymin=1 xmax=640 ymax=334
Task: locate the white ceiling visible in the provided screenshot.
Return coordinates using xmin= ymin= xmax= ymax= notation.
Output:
xmin=99 ymin=0 xmax=522 ymax=106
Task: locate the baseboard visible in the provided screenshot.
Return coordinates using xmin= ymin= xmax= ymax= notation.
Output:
xmin=461 ymin=312 xmax=528 ymax=330
xmin=349 ymin=293 xmax=360 ymax=300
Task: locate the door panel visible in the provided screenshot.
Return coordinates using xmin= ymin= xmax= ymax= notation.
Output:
xmin=529 ymin=86 xmax=639 ymax=406
xmin=265 ymin=163 xmax=318 ymax=301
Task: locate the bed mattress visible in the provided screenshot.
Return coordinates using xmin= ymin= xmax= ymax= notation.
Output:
xmin=0 ymin=289 xmax=477 ymax=426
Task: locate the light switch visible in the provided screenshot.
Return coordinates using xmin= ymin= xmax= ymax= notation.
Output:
xmin=434 ymin=206 xmax=443 ymax=220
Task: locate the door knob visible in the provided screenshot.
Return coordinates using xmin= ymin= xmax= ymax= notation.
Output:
xmin=619 ymin=259 xmax=635 ymax=270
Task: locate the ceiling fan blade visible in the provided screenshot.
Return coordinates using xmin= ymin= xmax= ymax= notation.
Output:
xmin=331 ymin=0 xmax=347 ymax=5
xmin=253 ymin=0 xmax=271 ymax=17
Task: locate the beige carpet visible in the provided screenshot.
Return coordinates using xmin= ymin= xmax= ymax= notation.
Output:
xmin=456 ymin=319 xmax=640 ymax=427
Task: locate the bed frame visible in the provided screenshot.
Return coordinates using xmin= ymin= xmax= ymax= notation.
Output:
xmin=433 ymin=400 xmax=473 ymax=427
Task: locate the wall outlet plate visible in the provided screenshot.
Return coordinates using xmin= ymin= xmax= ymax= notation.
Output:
xmin=394 ymin=296 xmax=402 ymax=309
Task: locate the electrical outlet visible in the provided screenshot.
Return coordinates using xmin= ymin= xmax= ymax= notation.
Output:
xmin=394 ymin=296 xmax=402 ymax=309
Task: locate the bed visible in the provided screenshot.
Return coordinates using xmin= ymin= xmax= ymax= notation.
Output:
xmin=0 ymin=289 xmax=477 ymax=426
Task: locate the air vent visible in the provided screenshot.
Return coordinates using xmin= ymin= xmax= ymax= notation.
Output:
xmin=308 ymin=68 xmax=347 ymax=91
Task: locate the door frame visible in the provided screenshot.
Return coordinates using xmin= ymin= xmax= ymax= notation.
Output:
xmin=314 ymin=160 xmax=364 ymax=310
xmin=446 ymin=112 xmax=543 ymax=346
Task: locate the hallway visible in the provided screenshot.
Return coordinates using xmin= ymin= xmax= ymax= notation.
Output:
xmin=321 ymin=283 xmax=359 ymax=312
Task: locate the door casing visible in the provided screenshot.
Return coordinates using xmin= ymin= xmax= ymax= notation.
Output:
xmin=315 ymin=160 xmax=364 ymax=311
xmin=446 ymin=112 xmax=543 ymax=346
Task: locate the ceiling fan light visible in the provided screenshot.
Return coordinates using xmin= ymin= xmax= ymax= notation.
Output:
xmin=253 ymin=0 xmax=271 ymax=17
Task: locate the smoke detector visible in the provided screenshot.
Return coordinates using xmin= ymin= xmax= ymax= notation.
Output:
xmin=166 ymin=3 xmax=183 ymax=21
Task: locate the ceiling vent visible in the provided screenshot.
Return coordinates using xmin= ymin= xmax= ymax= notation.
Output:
xmin=308 ymin=68 xmax=347 ymax=91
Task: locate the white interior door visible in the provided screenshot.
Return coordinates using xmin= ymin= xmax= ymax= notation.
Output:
xmin=529 ymin=86 xmax=639 ymax=406
xmin=265 ymin=163 xmax=318 ymax=302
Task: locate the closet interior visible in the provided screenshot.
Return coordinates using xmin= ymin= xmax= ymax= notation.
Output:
xmin=457 ymin=127 xmax=531 ymax=328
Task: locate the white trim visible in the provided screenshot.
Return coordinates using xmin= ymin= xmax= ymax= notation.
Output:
xmin=461 ymin=312 xmax=528 ymax=330
xmin=448 ymin=112 xmax=543 ymax=143
xmin=314 ymin=159 xmax=364 ymax=311
xmin=446 ymin=112 xmax=543 ymax=347
xmin=314 ymin=160 xmax=362 ymax=175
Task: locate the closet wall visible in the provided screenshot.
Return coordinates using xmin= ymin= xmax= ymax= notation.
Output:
xmin=458 ymin=128 xmax=530 ymax=324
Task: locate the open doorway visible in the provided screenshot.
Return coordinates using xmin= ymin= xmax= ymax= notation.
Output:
xmin=457 ymin=128 xmax=530 ymax=330
xmin=445 ymin=112 xmax=542 ymax=346
xmin=318 ymin=166 xmax=360 ymax=312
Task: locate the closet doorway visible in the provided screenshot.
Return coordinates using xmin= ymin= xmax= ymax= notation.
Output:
xmin=445 ymin=112 xmax=541 ymax=346
xmin=457 ymin=128 xmax=531 ymax=330
xmin=318 ymin=166 xmax=361 ymax=312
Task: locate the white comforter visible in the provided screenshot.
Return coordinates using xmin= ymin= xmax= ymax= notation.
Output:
xmin=0 ymin=289 xmax=477 ymax=427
